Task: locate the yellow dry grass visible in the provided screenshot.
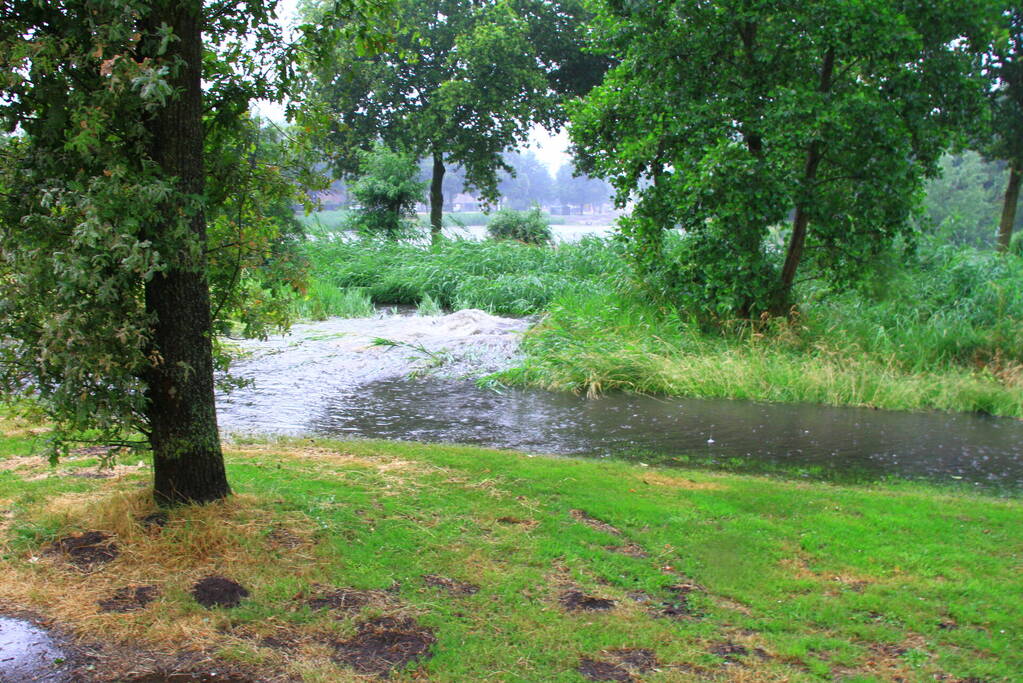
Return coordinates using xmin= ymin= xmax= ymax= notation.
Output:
xmin=0 ymin=476 xmax=332 ymax=680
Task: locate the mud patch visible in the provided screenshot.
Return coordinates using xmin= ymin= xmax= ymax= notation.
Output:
xmin=607 ymin=648 xmax=658 ymax=673
xmin=604 ymin=543 xmax=648 ymax=558
xmin=306 ymin=587 xmax=376 ymax=613
xmin=571 ymin=509 xmax=621 ymax=536
xmin=578 ymin=657 xmax=632 ymax=681
xmin=708 ymin=641 xmax=769 ymax=664
xmin=333 ymin=616 xmax=435 ymax=676
xmin=422 ymin=574 xmax=479 ymax=596
xmin=191 ymin=576 xmax=249 ymax=608
xmin=122 ymin=671 xmax=253 ymax=682
xmin=559 ymin=590 xmax=615 ymax=612
xmin=496 ymin=516 xmax=538 ymax=529
xmin=266 ymin=526 xmax=304 ymax=549
xmin=98 ymin=585 xmax=160 ymax=613
xmin=50 ymin=530 xmax=118 ymax=570
xmin=657 ymin=584 xmax=700 ymax=620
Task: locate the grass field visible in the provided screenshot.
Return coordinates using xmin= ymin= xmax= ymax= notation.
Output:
xmin=1 ymin=412 xmax=1019 ymax=681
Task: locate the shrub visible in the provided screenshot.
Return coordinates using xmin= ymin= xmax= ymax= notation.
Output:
xmin=486 ymin=207 xmax=552 ymax=246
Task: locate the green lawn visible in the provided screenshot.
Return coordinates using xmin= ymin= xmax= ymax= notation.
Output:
xmin=0 ymin=422 xmax=1019 ymax=681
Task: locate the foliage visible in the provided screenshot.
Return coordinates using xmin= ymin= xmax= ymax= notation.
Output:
xmin=918 ymin=152 xmax=1011 ymax=248
xmin=294 ymin=283 xmax=375 ymax=320
xmin=975 ymin=7 xmax=1023 ymax=250
xmin=298 ymin=0 xmax=601 ymax=231
xmin=498 ymin=150 xmax=554 ymax=209
xmin=347 ymin=144 xmax=425 ymax=239
xmin=498 ymin=237 xmax=1023 ymax=417
xmin=0 ymin=0 xmax=390 ymax=475
xmin=301 ymin=235 xmax=628 ymax=315
xmin=486 ymin=207 xmax=553 ymax=245
xmin=572 ymin=0 xmax=998 ymax=317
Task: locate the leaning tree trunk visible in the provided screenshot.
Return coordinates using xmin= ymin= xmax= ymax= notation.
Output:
xmin=774 ymin=47 xmax=835 ymax=316
xmin=996 ymin=163 xmax=1021 ymax=253
xmin=430 ymin=150 xmax=445 ymax=244
xmin=143 ymin=1 xmax=230 ymax=505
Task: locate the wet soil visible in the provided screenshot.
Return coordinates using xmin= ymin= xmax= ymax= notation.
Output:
xmin=657 ymin=584 xmax=699 ymax=620
xmin=191 ymin=576 xmax=249 ymax=609
xmin=604 ymin=543 xmax=648 ymax=558
xmin=332 ymin=616 xmax=435 ymax=676
xmin=306 ymin=587 xmax=375 ymax=613
xmin=559 ymin=590 xmax=615 ymax=612
xmin=98 ymin=585 xmax=160 ymax=613
xmin=708 ymin=641 xmax=769 ymax=664
xmin=50 ymin=531 xmax=118 ymax=570
xmin=422 ymin=574 xmax=479 ymax=596
xmin=578 ymin=657 xmax=633 ymax=681
xmin=122 ymin=671 xmax=253 ymax=682
xmin=607 ymin=648 xmax=659 ymax=673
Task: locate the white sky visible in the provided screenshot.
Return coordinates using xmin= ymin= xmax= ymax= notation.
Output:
xmin=252 ymin=0 xmax=572 ymax=173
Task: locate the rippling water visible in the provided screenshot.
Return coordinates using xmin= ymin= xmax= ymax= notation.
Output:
xmin=218 ymin=314 xmax=1023 ymax=491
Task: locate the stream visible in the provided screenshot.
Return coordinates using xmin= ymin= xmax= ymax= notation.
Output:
xmin=217 ymin=310 xmax=1023 ymax=491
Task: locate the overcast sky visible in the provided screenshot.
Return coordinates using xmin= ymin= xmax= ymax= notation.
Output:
xmin=252 ymin=0 xmax=573 ymax=172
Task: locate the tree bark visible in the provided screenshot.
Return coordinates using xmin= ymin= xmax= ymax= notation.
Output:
xmin=997 ymin=163 xmax=1021 ymax=253
xmin=430 ymin=150 xmax=445 ymax=244
xmin=775 ymin=47 xmax=835 ymax=315
xmin=143 ymin=2 xmax=230 ymax=506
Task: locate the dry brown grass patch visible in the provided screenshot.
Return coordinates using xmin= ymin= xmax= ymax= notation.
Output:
xmin=0 ymin=487 xmax=323 ymax=658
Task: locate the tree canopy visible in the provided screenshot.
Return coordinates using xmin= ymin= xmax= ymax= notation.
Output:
xmin=300 ymin=0 xmax=603 ymax=238
xmin=571 ymin=0 xmax=999 ymax=317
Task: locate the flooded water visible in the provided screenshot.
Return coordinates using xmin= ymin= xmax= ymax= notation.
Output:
xmin=0 ymin=616 xmax=72 ymax=682
xmin=218 ymin=313 xmax=1023 ymax=491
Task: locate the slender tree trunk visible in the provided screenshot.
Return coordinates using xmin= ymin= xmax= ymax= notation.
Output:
xmin=143 ymin=2 xmax=230 ymax=506
xmin=430 ymin=150 xmax=445 ymax=244
xmin=775 ymin=47 xmax=835 ymax=315
xmin=997 ymin=163 xmax=1021 ymax=253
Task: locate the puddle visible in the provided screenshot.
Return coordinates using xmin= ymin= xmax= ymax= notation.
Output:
xmin=0 ymin=616 xmax=73 ymax=682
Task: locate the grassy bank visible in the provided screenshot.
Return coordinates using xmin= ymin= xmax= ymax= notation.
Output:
xmin=296 ymin=237 xmax=1023 ymax=417
xmin=1 ymin=415 xmax=1020 ymax=681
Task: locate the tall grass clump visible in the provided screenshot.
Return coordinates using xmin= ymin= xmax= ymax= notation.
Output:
xmin=294 ymin=281 xmax=374 ymax=320
xmin=301 ymin=235 xmax=628 ymax=316
xmin=499 ymin=239 xmax=1023 ymax=417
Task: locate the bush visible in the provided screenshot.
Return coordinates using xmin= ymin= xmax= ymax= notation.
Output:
xmin=486 ymin=207 xmax=552 ymax=245
xmin=348 ymin=144 xmax=425 ymax=239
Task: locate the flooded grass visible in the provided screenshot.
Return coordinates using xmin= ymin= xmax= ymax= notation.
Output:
xmin=0 ymin=423 xmax=1021 ymax=681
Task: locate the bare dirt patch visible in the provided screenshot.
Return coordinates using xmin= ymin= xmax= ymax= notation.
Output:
xmin=422 ymin=574 xmax=479 ymax=596
xmin=98 ymin=585 xmax=160 ymax=613
xmin=49 ymin=531 xmax=119 ymax=570
xmin=191 ymin=576 xmax=249 ymax=609
xmin=657 ymin=584 xmax=700 ymax=620
xmin=708 ymin=641 xmax=770 ymax=665
xmin=578 ymin=657 xmax=633 ymax=681
xmin=570 ymin=509 xmax=622 ymax=536
xmin=306 ymin=586 xmax=377 ymax=613
xmin=265 ymin=525 xmax=305 ymax=550
xmin=608 ymin=648 xmax=659 ymax=673
xmin=559 ymin=589 xmax=615 ymax=612
xmin=604 ymin=543 xmax=648 ymax=558
xmin=332 ymin=616 xmax=435 ymax=676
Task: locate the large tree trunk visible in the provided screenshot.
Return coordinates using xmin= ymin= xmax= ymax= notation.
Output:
xmin=430 ymin=150 xmax=445 ymax=244
xmin=774 ymin=47 xmax=835 ymax=315
xmin=997 ymin=163 xmax=1021 ymax=253
xmin=143 ymin=2 xmax=230 ymax=506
